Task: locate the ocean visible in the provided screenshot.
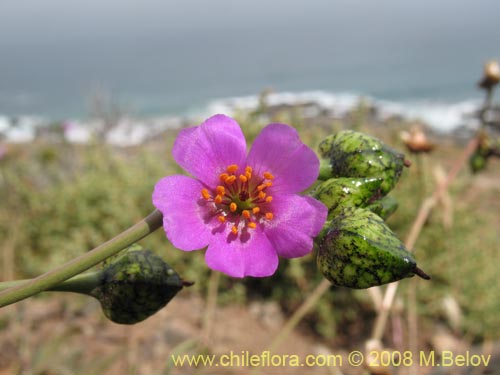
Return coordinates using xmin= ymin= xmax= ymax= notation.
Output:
xmin=1 ymin=0 xmax=500 ymax=137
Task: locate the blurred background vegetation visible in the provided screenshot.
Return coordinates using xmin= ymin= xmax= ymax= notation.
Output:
xmin=0 ymin=105 xmax=499 ymax=374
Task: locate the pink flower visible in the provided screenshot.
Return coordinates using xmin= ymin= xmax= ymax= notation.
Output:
xmin=152 ymin=115 xmax=327 ymax=278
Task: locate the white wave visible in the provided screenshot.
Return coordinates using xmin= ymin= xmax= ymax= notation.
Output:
xmin=0 ymin=91 xmax=484 ymax=145
xmin=204 ymin=90 xmax=482 ymax=132
xmin=376 ymin=98 xmax=481 ymax=132
xmin=0 ymin=115 xmax=45 ymax=142
xmin=205 ymin=90 xmax=362 ymax=118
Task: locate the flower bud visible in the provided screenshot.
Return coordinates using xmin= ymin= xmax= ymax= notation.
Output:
xmin=318 ymin=131 xmax=407 ymax=195
xmin=478 ymin=60 xmax=500 ymax=90
xmin=317 ymin=207 xmax=429 ymax=289
xmin=400 ymin=126 xmax=435 ymax=153
xmin=91 ymin=249 xmax=187 ymax=324
xmin=313 ymin=177 xmax=383 ymax=219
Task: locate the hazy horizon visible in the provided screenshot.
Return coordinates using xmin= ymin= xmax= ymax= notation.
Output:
xmin=1 ymin=0 xmax=500 ymax=118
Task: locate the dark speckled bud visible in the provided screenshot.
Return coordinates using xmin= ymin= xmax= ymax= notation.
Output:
xmin=91 ymin=249 xmax=186 ymax=324
xmin=317 ymin=207 xmax=429 ymax=289
xmin=318 ymin=130 xmax=407 ymax=195
xmin=313 ymin=177 xmax=383 ymax=219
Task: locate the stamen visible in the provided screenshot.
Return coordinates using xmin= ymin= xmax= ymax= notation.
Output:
xmin=216 ymin=185 xmax=225 ymax=195
xmin=214 ymin=195 xmax=223 ymax=204
xmin=265 ymin=212 xmax=274 ymax=220
xmin=219 ymin=173 xmax=229 ymax=182
xmin=252 ymin=207 xmax=260 ymax=214
xmin=265 ymin=181 xmax=273 ymax=188
xmin=239 ymin=174 xmax=248 ymax=183
xmin=227 ymin=164 xmax=239 ymax=173
xmin=258 ymin=191 xmax=266 ymax=200
xmin=201 ymin=188 xmax=211 ymax=200
xmin=231 ymin=225 xmax=238 ymax=235
xmin=263 ymin=171 xmax=274 ymax=180
xmin=242 ymin=210 xmax=250 ymax=219
xmin=245 ymin=166 xmax=253 ymax=179
xmin=229 ymin=202 xmax=237 ymax=212
xmin=248 ymin=222 xmax=257 ymax=229
xmin=225 ymin=175 xmax=237 ymax=185
xmin=265 ymin=196 xmax=273 ymax=203
xmin=217 ymin=215 xmax=226 ymax=223
xmin=257 ymin=184 xmax=267 ymax=191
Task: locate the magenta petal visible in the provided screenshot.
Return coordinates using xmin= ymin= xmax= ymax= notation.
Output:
xmin=172 ymin=114 xmax=247 ymax=187
xmin=247 ymin=123 xmax=320 ymax=193
xmin=152 ymin=175 xmax=212 ymax=251
xmin=205 ymin=228 xmax=279 ymax=278
xmin=265 ymin=195 xmax=327 ymax=258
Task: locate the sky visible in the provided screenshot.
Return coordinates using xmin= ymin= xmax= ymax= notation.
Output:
xmin=1 ymin=0 xmax=500 ymax=118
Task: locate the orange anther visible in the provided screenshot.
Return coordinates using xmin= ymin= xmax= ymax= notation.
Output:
xmin=248 ymin=222 xmax=257 ymax=229
xmin=214 ymin=195 xmax=223 ymax=204
xmin=239 ymin=174 xmax=248 ymax=183
xmin=258 ymin=191 xmax=266 ymax=200
xmin=231 ymin=225 xmax=238 ymax=235
xmin=265 ymin=181 xmax=273 ymax=187
xmin=216 ymin=185 xmax=225 ymax=195
xmin=252 ymin=207 xmax=261 ymax=214
xmin=201 ymin=188 xmax=211 ymax=200
xmin=219 ymin=173 xmax=229 ymax=182
xmin=217 ymin=215 xmax=226 ymax=223
xmin=242 ymin=210 xmax=250 ymax=219
xmin=225 ymin=175 xmax=237 ymax=185
xmin=265 ymin=212 xmax=274 ymax=220
xmin=265 ymin=196 xmax=273 ymax=203
xmin=245 ymin=166 xmax=253 ymax=179
xmin=227 ymin=164 xmax=239 ymax=173
xmin=257 ymin=184 xmax=267 ymax=191
xmin=229 ymin=202 xmax=237 ymax=212
xmin=263 ymin=172 xmax=274 ymax=180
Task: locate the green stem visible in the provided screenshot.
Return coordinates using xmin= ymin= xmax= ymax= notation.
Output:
xmin=0 ymin=209 xmax=163 ymax=308
xmin=0 ymin=271 xmax=103 ymax=295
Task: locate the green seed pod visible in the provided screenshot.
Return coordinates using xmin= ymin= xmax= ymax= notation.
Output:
xmin=318 ymin=130 xmax=407 ymax=195
xmin=313 ymin=177 xmax=383 ymax=219
xmin=366 ymin=195 xmax=399 ymax=220
xmin=469 ymin=152 xmax=488 ymax=174
xmin=317 ymin=207 xmax=429 ymax=289
xmin=90 ymin=249 xmax=186 ymax=324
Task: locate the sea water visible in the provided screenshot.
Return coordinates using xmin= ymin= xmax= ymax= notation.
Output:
xmin=1 ymin=0 xmax=499 ymax=139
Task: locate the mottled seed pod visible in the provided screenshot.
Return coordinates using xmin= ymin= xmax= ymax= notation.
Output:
xmin=366 ymin=195 xmax=399 ymax=220
xmin=91 ymin=249 xmax=185 ymax=324
xmin=313 ymin=177 xmax=383 ymax=219
xmin=317 ymin=207 xmax=429 ymax=289
xmin=318 ymin=130 xmax=407 ymax=195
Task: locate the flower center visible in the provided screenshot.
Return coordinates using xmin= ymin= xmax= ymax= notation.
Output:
xmin=200 ymin=164 xmax=275 ymax=236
